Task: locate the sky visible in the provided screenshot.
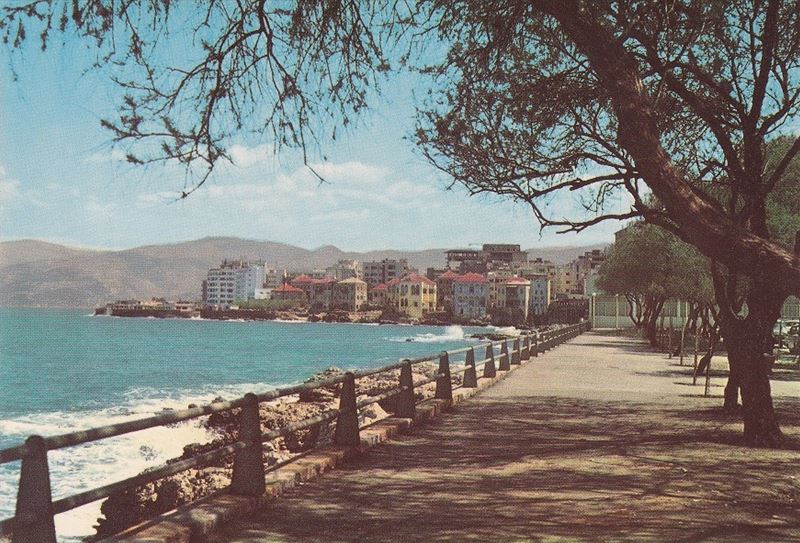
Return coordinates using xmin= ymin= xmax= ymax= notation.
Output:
xmin=0 ymin=17 xmax=627 ymax=253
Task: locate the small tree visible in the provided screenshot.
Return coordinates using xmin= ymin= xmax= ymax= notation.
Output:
xmin=598 ymin=223 xmax=714 ymax=346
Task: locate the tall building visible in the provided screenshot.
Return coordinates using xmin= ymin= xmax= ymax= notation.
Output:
xmin=435 ymin=269 xmax=462 ymax=312
xmin=203 ymin=260 xmax=266 ymax=308
xmin=446 ymin=249 xmax=485 ymax=273
xmin=529 ymin=275 xmax=552 ymax=318
xmin=482 ymin=243 xmax=527 ymax=269
xmin=264 ymin=268 xmax=286 ymax=289
xmin=554 ymin=264 xmax=576 ymax=298
xmin=502 ymin=277 xmax=531 ymax=322
xmin=325 ymin=259 xmax=363 ymax=280
xmin=452 ymin=273 xmax=489 ymax=320
xmin=363 ymin=258 xmax=412 ymax=287
xmin=486 ymin=269 xmax=514 ymax=308
xmin=445 ymin=243 xmax=528 ymax=273
xmin=573 ymin=249 xmax=606 ymax=295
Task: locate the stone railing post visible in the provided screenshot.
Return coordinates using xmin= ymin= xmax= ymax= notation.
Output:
xmin=483 ymin=344 xmax=496 ymax=378
xmin=499 ymin=341 xmax=511 ymax=371
xmin=12 ymin=435 xmax=56 ymax=543
xmin=531 ymin=332 xmax=539 ymax=357
xmin=511 ymin=338 xmax=521 ymax=365
xmin=521 ymin=335 xmax=530 ymax=361
xmin=396 ymin=361 xmax=416 ymax=419
xmin=230 ymin=392 xmax=266 ymax=496
xmin=334 ymin=372 xmax=361 ymax=447
xmin=435 ymin=352 xmax=453 ymax=401
xmin=463 ymin=348 xmax=478 ymax=388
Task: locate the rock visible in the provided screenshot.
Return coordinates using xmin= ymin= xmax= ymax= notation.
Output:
xmin=298 ymin=367 xmax=344 ymax=402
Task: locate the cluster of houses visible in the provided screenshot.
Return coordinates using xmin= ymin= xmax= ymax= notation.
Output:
xmin=200 ymin=244 xmax=606 ymax=324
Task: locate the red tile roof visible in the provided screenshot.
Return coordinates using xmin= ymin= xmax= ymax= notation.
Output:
xmin=386 ymin=278 xmax=402 ymax=287
xmin=505 ymin=276 xmax=530 ymax=285
xmin=455 ymin=272 xmax=488 ymax=284
xmin=400 ymin=273 xmax=436 ymax=286
xmin=274 ymin=283 xmax=304 ymax=293
xmin=438 ymin=270 xmax=461 ymax=279
xmin=290 ymin=274 xmax=315 ymax=284
xmin=313 ymin=276 xmax=337 ymax=284
xmin=373 ymin=283 xmax=388 ymax=291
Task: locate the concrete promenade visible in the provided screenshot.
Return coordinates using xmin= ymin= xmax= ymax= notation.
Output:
xmin=209 ymin=332 xmax=800 ymax=542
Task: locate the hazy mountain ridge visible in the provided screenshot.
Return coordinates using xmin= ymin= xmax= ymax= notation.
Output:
xmin=0 ymin=237 xmax=608 ymax=308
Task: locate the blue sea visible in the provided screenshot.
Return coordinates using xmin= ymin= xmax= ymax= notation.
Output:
xmin=0 ymin=308 xmax=489 ymax=540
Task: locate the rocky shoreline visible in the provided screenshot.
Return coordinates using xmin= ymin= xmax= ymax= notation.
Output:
xmin=95 ymin=306 xmax=498 ymax=327
xmin=90 ymin=363 xmax=461 ymax=540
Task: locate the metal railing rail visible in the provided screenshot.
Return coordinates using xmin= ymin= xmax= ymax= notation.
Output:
xmin=0 ymin=322 xmax=589 ymax=542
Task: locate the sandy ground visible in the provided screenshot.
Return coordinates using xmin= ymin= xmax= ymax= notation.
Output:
xmin=208 ymin=332 xmax=800 ymax=542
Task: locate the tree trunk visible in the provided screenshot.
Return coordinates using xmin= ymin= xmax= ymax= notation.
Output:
xmin=643 ymin=297 xmax=664 ymax=348
xmin=723 ymin=365 xmax=740 ymax=411
xmin=719 ymin=295 xmax=784 ymax=447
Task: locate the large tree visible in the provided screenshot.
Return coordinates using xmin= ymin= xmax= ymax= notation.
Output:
xmin=5 ymin=1 xmax=800 ymax=445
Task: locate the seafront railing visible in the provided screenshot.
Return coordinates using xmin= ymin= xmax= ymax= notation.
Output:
xmin=0 ymin=322 xmax=589 ymax=542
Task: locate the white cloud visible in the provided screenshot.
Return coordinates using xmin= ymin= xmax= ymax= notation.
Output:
xmin=84 ymin=148 xmax=128 ymax=164
xmin=0 ymin=178 xmax=21 ymax=205
xmin=228 ymin=144 xmax=274 ymax=168
xmin=0 ymin=164 xmax=46 ymax=209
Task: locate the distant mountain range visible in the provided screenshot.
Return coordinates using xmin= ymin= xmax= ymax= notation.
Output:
xmin=0 ymin=237 xmax=608 ymax=308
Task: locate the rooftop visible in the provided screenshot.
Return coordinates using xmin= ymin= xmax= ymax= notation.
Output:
xmin=454 ymin=272 xmax=488 ymax=284
xmin=273 ymin=283 xmax=304 ymax=293
xmin=400 ymin=273 xmax=436 ymax=286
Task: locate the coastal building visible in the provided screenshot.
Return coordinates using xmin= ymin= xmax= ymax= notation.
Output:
xmin=388 ymin=273 xmax=437 ymax=320
xmin=482 ymin=243 xmax=527 ymax=269
xmin=554 ymin=264 xmax=576 ymax=299
xmin=308 ymin=277 xmax=337 ymax=310
xmin=573 ymin=249 xmax=606 ymax=295
xmin=99 ymin=299 xmax=201 ymax=316
xmin=271 ymin=283 xmax=306 ymax=304
xmin=502 ymin=277 xmax=531 ymax=322
xmin=254 ymin=288 xmax=272 ymax=300
xmin=528 ymin=274 xmax=552 ymax=319
xmin=368 ymin=283 xmax=388 ymax=307
xmin=518 ymin=257 xmax=557 ymax=281
xmin=452 ymin=273 xmax=488 ymax=320
xmin=325 ymin=259 xmax=363 ymax=281
xmin=290 ymin=274 xmax=316 ymax=301
xmin=264 ymin=268 xmax=286 ymax=289
xmin=332 ymin=277 xmax=368 ymax=311
xmin=203 ymin=260 xmax=267 ymax=308
xmin=363 ymin=258 xmax=412 ymax=287
xmin=446 ymin=248 xmax=485 ymax=274
xmin=486 ymin=269 xmax=514 ymax=308
xmin=435 ymin=269 xmax=461 ymax=312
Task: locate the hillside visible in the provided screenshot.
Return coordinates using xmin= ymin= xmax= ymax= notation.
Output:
xmin=0 ymin=237 xmax=607 ymax=308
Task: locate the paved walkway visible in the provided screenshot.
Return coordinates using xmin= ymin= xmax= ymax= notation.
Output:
xmin=209 ymin=332 xmax=800 ymax=542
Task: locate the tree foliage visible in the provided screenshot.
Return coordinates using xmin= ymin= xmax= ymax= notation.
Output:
xmin=598 ymin=222 xmax=713 ymax=343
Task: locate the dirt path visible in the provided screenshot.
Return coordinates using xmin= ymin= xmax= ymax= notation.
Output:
xmin=209 ymin=332 xmax=800 ymax=542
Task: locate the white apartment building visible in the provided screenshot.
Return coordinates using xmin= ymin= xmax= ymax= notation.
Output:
xmin=203 ymin=260 xmax=267 ymax=308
